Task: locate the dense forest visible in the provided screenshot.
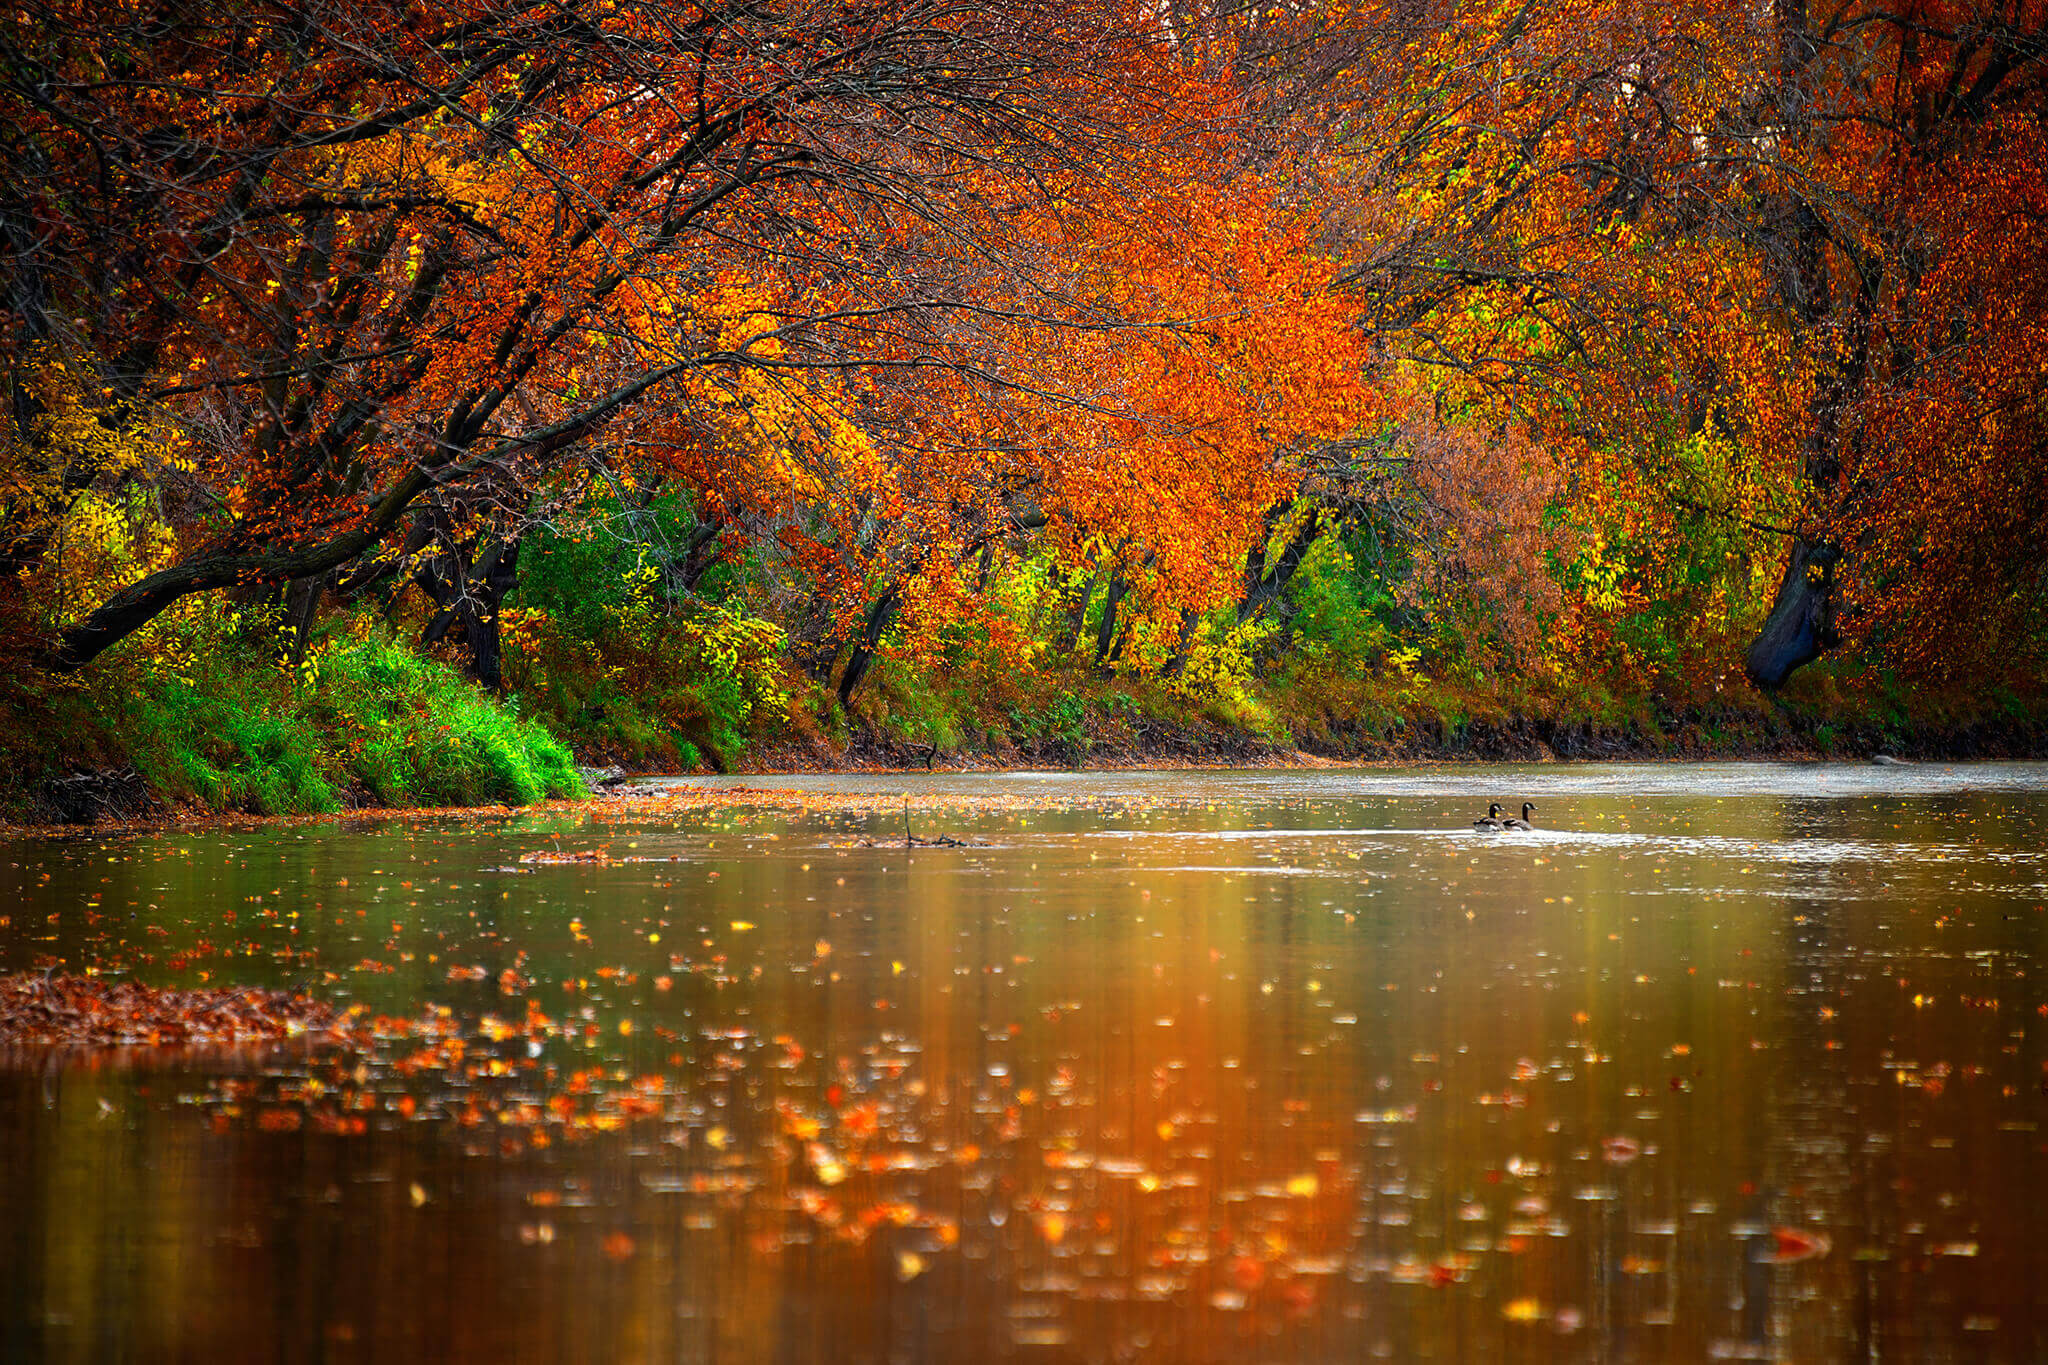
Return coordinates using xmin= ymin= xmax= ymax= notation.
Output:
xmin=2 ymin=0 xmax=2044 ymax=817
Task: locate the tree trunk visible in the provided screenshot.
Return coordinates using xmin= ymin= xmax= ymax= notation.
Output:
xmin=469 ymin=538 xmax=519 ymax=692
xmin=1052 ymin=567 xmax=1098 ymax=657
xmin=418 ymin=534 xmax=521 ymax=691
xmin=666 ymin=515 xmax=723 ymax=595
xmin=1162 ymin=608 xmax=1201 ymax=679
xmin=836 ymin=583 xmax=901 ymax=707
xmin=1237 ymin=507 xmax=1322 ymax=624
xmin=1093 ymin=564 xmax=1129 ymax=668
xmin=1744 ymin=538 xmax=1840 ymax=689
xmin=1736 ymin=0 xmax=1871 ymax=692
xmin=283 ymin=573 xmax=328 ymax=668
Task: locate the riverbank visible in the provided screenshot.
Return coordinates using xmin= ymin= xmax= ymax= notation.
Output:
xmin=9 ymin=707 xmax=2045 ymax=832
xmin=9 ymin=731 xmax=2043 ymax=840
xmin=5 ymin=623 xmax=2041 ymax=829
xmin=749 ymin=700 xmax=2048 ymax=773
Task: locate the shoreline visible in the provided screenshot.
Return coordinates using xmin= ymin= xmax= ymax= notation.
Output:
xmin=7 ymin=742 xmax=2043 ymax=840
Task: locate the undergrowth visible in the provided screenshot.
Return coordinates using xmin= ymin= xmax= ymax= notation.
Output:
xmin=0 ymin=607 xmax=581 ymax=819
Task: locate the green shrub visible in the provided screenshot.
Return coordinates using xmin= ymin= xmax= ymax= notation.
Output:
xmin=506 ymin=502 xmax=790 ymax=769
xmin=1284 ymin=534 xmax=1400 ymax=677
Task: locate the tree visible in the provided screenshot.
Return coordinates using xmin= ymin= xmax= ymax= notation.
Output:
xmin=1213 ymin=0 xmax=2047 ymax=689
xmin=1733 ymin=0 xmax=2048 ymax=685
xmin=0 ymin=0 xmax=1169 ymax=671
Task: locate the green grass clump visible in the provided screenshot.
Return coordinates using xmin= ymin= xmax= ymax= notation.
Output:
xmin=146 ymin=690 xmax=336 ymax=814
xmin=307 ymin=639 xmax=582 ymax=807
xmin=0 ymin=610 xmax=583 ymax=818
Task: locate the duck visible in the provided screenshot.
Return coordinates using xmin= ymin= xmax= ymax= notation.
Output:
xmin=1472 ymin=802 xmax=1504 ymax=830
xmin=1501 ymin=802 xmax=1535 ymax=831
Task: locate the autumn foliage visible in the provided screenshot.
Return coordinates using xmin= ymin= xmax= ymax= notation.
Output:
xmin=2 ymin=0 xmax=2044 ymax=784
xmin=0 ymin=973 xmax=343 ymax=1046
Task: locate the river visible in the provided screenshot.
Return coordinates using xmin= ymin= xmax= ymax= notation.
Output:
xmin=3 ymin=763 xmax=2045 ymax=1361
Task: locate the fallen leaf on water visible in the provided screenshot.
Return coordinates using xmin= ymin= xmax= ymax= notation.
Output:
xmin=0 ymin=974 xmax=343 ymax=1047
xmin=1761 ymin=1228 xmax=1833 ymax=1263
xmin=518 ymin=849 xmax=610 ymax=866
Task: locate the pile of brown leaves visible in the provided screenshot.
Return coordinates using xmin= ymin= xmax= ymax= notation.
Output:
xmin=0 ymin=973 xmax=344 ymax=1046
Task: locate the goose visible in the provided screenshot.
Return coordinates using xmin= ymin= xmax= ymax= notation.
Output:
xmin=1501 ymin=802 xmax=1536 ymax=831
xmin=1472 ymin=803 xmax=1504 ymax=831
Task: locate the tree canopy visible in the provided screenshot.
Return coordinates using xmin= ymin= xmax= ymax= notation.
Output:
xmin=4 ymin=0 xmax=2044 ymax=724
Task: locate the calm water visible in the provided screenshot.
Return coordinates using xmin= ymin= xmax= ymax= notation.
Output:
xmin=3 ymin=763 xmax=2047 ymax=1363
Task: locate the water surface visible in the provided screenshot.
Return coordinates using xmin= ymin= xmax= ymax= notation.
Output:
xmin=4 ymin=763 xmax=2046 ymax=1361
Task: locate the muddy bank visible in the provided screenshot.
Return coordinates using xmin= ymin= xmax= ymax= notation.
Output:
xmin=738 ymin=704 xmax=2048 ymax=775
xmin=1296 ymin=709 xmax=2048 ymax=765
xmin=11 ymin=704 xmax=2042 ymax=834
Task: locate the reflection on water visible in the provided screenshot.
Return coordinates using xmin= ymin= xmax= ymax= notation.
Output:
xmin=3 ymin=765 xmax=2046 ymax=1362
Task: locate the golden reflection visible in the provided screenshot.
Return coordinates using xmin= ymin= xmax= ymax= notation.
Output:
xmin=2 ymin=782 xmax=2046 ymax=1360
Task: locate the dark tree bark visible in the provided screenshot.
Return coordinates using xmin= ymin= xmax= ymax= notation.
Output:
xmin=1093 ymin=563 xmax=1129 ymax=668
xmin=283 ymin=572 xmax=329 ymax=668
xmin=836 ymin=582 xmax=902 ymax=707
xmin=1237 ymin=505 xmax=1322 ymax=624
xmin=1745 ymin=538 xmax=1840 ymax=689
xmin=418 ymin=535 xmax=521 ymax=691
xmin=1052 ymin=567 xmax=1099 ymax=657
xmin=1161 ymin=607 xmax=1201 ymax=679
xmin=672 ymin=516 xmax=723 ymax=594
